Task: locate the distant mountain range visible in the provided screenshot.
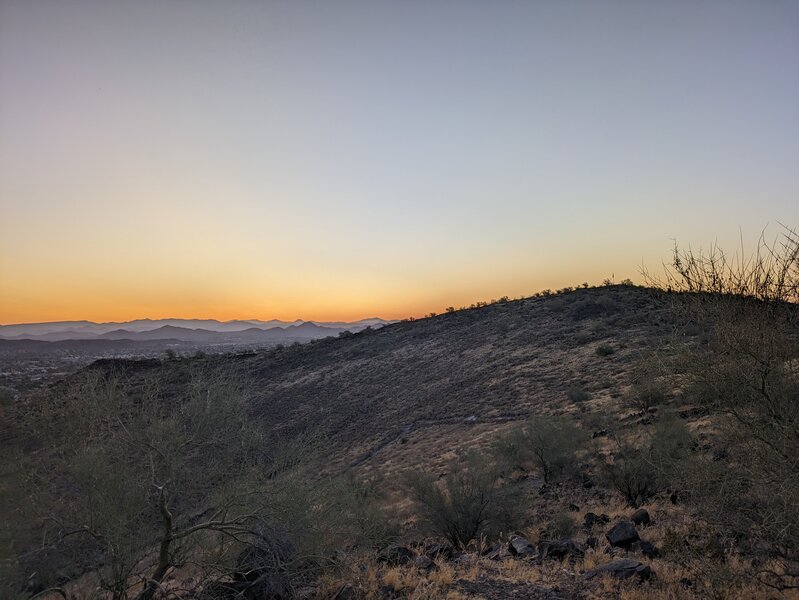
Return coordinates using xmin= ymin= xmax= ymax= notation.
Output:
xmin=0 ymin=318 xmax=392 ymax=344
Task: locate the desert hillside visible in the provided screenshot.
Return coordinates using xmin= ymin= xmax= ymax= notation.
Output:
xmin=75 ymin=285 xmax=674 ymax=472
xmin=4 ymin=283 xmax=797 ymax=600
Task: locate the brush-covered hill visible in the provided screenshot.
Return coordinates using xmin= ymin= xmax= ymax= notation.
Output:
xmin=73 ymin=284 xmax=677 ymax=473
xmin=8 ymin=283 xmax=795 ymax=600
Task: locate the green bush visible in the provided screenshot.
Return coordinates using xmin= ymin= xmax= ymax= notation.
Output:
xmin=605 ymin=445 xmax=659 ymax=507
xmin=646 ymin=228 xmax=799 ymax=588
xmin=595 ymin=344 xmax=615 ymax=356
xmin=492 ymin=415 xmax=588 ymax=483
xmin=406 ymin=450 xmax=503 ymax=548
xmin=566 ymin=385 xmax=591 ymax=403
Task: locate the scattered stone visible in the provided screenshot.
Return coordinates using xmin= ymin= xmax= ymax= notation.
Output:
xmin=606 ymin=521 xmax=640 ymax=549
xmin=632 ymin=540 xmax=661 ymax=559
xmin=378 ymin=584 xmax=400 ymax=599
xmin=538 ymin=538 xmax=584 ymax=560
xmin=630 ymin=508 xmax=650 ymax=526
xmin=582 ymin=512 xmax=610 ymax=531
xmin=482 ymin=542 xmax=507 ymax=560
xmin=457 ymin=576 xmax=564 ymax=599
xmin=232 ymin=530 xmax=294 ymax=599
xmin=508 ymin=534 xmax=537 ymax=556
xmin=377 ymin=545 xmax=414 ymax=566
xmin=586 ymin=558 xmax=652 ymax=581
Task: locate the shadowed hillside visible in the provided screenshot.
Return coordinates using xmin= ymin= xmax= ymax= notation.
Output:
xmin=5 ymin=280 xmax=797 ymax=600
xmin=76 ymin=285 xmax=674 ymax=473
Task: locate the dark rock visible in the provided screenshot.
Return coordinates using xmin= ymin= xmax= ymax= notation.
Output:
xmin=456 ymin=577 xmax=564 ymax=599
xmin=592 ymin=429 xmax=609 ymax=438
xmin=630 ymin=508 xmax=650 ymax=526
xmin=482 ymin=542 xmax=507 ymax=560
xmin=414 ymin=555 xmax=436 ymax=571
xmin=632 ymin=540 xmax=661 ymax=559
xmin=581 ymin=474 xmax=596 ymax=489
xmin=232 ymin=529 xmax=294 ymax=599
xmin=606 ymin=521 xmax=640 ymax=548
xmin=508 ymin=534 xmax=537 ymax=556
xmin=585 ymin=559 xmax=652 ymax=581
xmin=568 ymin=503 xmax=580 ymax=512
xmin=582 ymin=512 xmax=610 ymax=531
xmin=538 ymin=538 xmax=584 ymax=560
xmin=378 ymin=585 xmax=400 ymax=599
xmin=585 ymin=536 xmax=599 ymax=549
xmin=377 ymin=545 xmax=414 ymax=566
xmin=425 ymin=542 xmax=454 ymax=560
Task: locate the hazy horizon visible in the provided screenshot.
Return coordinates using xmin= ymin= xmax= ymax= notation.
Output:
xmin=2 ymin=1 xmax=798 ymax=323
xmin=0 ymin=315 xmax=390 ymax=327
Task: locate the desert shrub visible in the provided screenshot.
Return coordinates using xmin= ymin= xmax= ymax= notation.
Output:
xmin=406 ymin=450 xmax=504 ymax=548
xmin=548 ymin=512 xmax=577 ymax=539
xmin=569 ymin=296 xmax=619 ymax=320
xmin=605 ymin=445 xmax=659 ymax=507
xmin=648 ymin=412 xmax=694 ymax=483
xmin=15 ymin=366 xmax=380 ymax=600
xmin=492 ymin=415 xmax=588 ymax=483
xmin=320 ymin=473 xmax=398 ymax=549
xmin=646 ymin=226 xmax=799 ymax=588
xmin=604 ymin=415 xmax=693 ymax=507
xmin=626 ymin=355 xmax=670 ymax=411
xmin=566 ymin=385 xmax=591 ymax=403
xmin=595 ymin=344 xmax=615 ymax=356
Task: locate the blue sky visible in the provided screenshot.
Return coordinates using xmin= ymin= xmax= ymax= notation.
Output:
xmin=1 ymin=0 xmax=797 ymax=322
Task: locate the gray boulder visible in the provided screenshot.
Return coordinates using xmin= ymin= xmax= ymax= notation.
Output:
xmin=508 ymin=534 xmax=537 ymax=556
xmin=586 ymin=558 xmax=652 ymax=580
xmin=538 ymin=538 xmax=584 ymax=560
xmin=632 ymin=540 xmax=661 ymax=558
xmin=582 ymin=512 xmax=610 ymax=531
xmin=631 ymin=508 xmax=651 ymax=526
xmin=606 ymin=520 xmax=640 ymax=548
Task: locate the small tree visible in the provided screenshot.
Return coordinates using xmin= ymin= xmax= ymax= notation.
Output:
xmin=645 ymin=226 xmax=799 ymax=589
xmin=406 ymin=450 xmax=499 ymax=548
xmin=604 ymin=445 xmax=659 ymax=507
xmin=26 ymin=366 xmax=315 ymax=600
xmin=492 ymin=415 xmax=587 ymax=483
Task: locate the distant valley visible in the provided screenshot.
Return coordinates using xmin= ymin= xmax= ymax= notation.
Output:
xmin=0 ymin=317 xmax=393 ymax=393
xmin=0 ymin=317 xmax=391 ymax=344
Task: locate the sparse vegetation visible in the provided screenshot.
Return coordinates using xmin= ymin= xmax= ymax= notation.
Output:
xmin=3 ymin=257 xmax=798 ymax=597
xmin=566 ymin=385 xmax=591 ymax=403
xmin=492 ymin=415 xmax=588 ymax=483
xmin=595 ymin=343 xmax=615 ymax=356
xmin=405 ymin=450 xmax=503 ymax=548
xmin=646 ymin=226 xmax=799 ymax=589
xmin=604 ymin=444 xmax=660 ymax=507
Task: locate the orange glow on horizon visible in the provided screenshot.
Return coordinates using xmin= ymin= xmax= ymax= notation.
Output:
xmin=0 ymin=267 xmax=641 ymax=325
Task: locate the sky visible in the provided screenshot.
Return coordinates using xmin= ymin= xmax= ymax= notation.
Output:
xmin=1 ymin=0 xmax=797 ymax=324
